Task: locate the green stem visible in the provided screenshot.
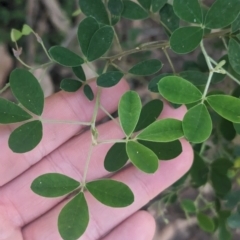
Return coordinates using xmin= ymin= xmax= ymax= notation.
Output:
xmin=102 ymin=29 xmax=230 ymax=63
xmin=0 ymin=83 xmax=10 ymax=94
xmin=30 ymin=62 xmax=53 ymax=72
xmin=82 ymin=144 xmax=94 ymax=185
xmin=16 ymin=57 xmax=32 ymax=69
xmin=209 ymin=57 xmax=240 ymax=85
xmin=82 ymin=88 xmax=102 ymax=184
xmin=86 ymin=61 xmax=99 ymax=76
xmin=42 ymin=119 xmax=91 ymax=126
xmin=97 ymin=139 xmax=127 ymax=144
xmin=100 ymin=105 xmax=120 ymax=126
xmin=200 ymin=41 xmax=214 ymax=102
xmin=113 ymin=28 xmax=123 ymax=52
xmin=221 ymin=37 xmax=228 ymax=50
xmin=103 ymin=42 xmax=170 ymax=62
xmin=163 ymin=47 xmax=176 ymax=73
xmin=111 ymin=63 xmax=127 ymax=74
xmin=91 ymin=88 xmax=102 ymax=127
xmin=33 ymin=32 xmax=52 ymax=61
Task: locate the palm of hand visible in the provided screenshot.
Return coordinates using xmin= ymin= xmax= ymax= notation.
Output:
xmin=0 ymin=81 xmax=192 ymax=240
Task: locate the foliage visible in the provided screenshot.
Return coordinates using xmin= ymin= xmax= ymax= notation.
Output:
xmin=1 ymin=0 xmax=240 ymax=239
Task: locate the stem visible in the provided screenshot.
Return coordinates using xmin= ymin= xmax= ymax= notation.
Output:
xmin=42 ymin=119 xmax=91 ymax=126
xmin=97 ymin=139 xmax=127 ymax=144
xmin=202 ymin=71 xmax=214 ymax=102
xmin=209 ymin=57 xmax=240 ymax=85
xmin=111 ymin=63 xmax=127 ymax=74
xmin=33 ymin=32 xmax=52 ymax=61
xmin=103 ymin=61 xmax=110 ymax=74
xmin=150 ymin=12 xmax=172 ymax=35
xmin=221 ymin=37 xmax=228 ymax=50
xmin=101 ymin=29 xmax=230 ymax=63
xmin=100 ymin=105 xmax=120 ymax=126
xmin=86 ymin=61 xmax=99 ymax=76
xmin=200 ymin=41 xmax=214 ymax=101
xmin=16 ymin=57 xmax=32 ymax=69
xmin=40 ymin=40 xmax=52 ymax=61
xmin=0 ymin=83 xmax=10 ymax=94
xmin=31 ymin=61 xmax=53 ymax=71
xmin=103 ymin=42 xmax=170 ymax=62
xmin=91 ymin=88 xmax=102 ymax=126
xmin=163 ymin=47 xmax=176 ymax=73
xmin=82 ymin=88 xmax=102 ymax=184
xmin=82 ymin=144 xmax=94 ymax=185
xmin=113 ymin=28 xmax=123 ymax=52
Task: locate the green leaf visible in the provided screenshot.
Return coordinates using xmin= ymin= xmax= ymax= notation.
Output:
xmin=218 ymin=211 xmax=232 ymax=240
xmin=22 ymin=24 xmax=33 ymax=35
xmin=160 ymin=4 xmax=179 ymax=33
xmin=86 ymin=179 xmax=134 ymax=207
xmin=135 ymin=99 xmax=163 ymax=132
xmin=137 ymin=0 xmax=151 ymax=10
xmin=77 ymin=17 xmax=99 ymax=57
xmin=158 ymin=76 xmax=202 ymax=104
xmin=170 ymin=27 xmax=203 ymax=54
xmin=181 ymin=199 xmax=196 ymax=213
xmin=227 ymin=212 xmax=240 ymax=229
xmin=58 ymin=193 xmax=89 ymax=240
xmin=97 ymin=71 xmax=124 ymax=88
xmin=138 ymin=140 xmax=182 ymax=160
xmin=183 ymin=104 xmax=212 ymax=143
xmin=79 ymin=0 xmax=110 ymax=25
xmin=148 ymin=73 xmax=172 ymax=93
xmin=190 ymin=152 xmax=209 ymax=188
xmin=210 ymin=159 xmax=233 ymax=197
xmin=87 ymin=26 xmax=114 ymax=61
xmin=49 ymin=46 xmax=84 ymax=67
xmin=151 ymin=0 xmax=167 ymax=13
xmin=220 ymin=118 xmax=236 ymax=140
xmin=72 ymin=66 xmax=86 ymax=81
xmin=128 ymin=59 xmax=162 ymax=76
xmin=234 ymin=122 xmax=240 ymax=134
xmin=60 ymin=79 xmax=82 ymax=92
xmin=173 ymin=0 xmax=203 ymax=24
xmin=179 ymin=71 xmax=208 ymax=86
xmin=126 ymin=141 xmax=159 ymax=173
xmin=232 ymin=14 xmax=240 ymax=32
xmin=211 ymin=158 xmax=233 ymax=176
xmin=83 ymin=85 xmax=94 ymax=101
xmin=207 ymin=95 xmax=240 ymax=123
xmin=104 ymin=142 xmax=128 ymax=172
xmin=10 ymin=29 xmax=22 ymax=42
xmin=137 ymin=118 xmax=184 ymax=142
xmin=205 ymin=0 xmax=240 ymax=29
xmin=197 ymin=213 xmax=215 ymax=233
xmin=9 ymin=120 xmax=43 ymax=153
xmin=108 ymin=0 xmax=124 ymax=25
xmin=228 ymin=38 xmax=240 ymax=75
xmin=0 ymin=98 xmax=32 ymax=124
xmin=10 ymin=69 xmax=44 ymax=116
xmin=224 ymin=190 xmax=240 ymax=208
xmin=119 ymin=91 xmax=142 ymax=136
xmin=31 ymin=173 xmax=80 ymax=197
xmin=108 ymin=0 xmax=124 ymax=16
xmin=122 ymin=0 xmax=148 ymax=20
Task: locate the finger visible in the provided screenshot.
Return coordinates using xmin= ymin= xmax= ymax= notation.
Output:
xmin=102 ymin=211 xmax=156 ymax=240
xmin=1 ymin=104 xmax=187 ymax=227
xmin=21 ymin=138 xmax=193 ymax=240
xmin=0 ymin=80 xmax=129 ymax=186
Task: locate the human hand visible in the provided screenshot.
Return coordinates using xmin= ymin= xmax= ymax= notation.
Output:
xmin=0 ymin=80 xmax=193 ymax=240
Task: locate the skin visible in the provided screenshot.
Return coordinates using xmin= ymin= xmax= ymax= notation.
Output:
xmin=0 ymin=80 xmax=193 ymax=240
